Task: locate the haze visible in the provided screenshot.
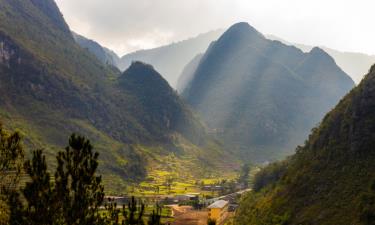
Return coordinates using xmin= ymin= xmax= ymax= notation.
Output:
xmin=55 ymin=0 xmax=375 ymax=56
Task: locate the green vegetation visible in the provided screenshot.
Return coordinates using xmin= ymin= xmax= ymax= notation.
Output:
xmin=0 ymin=0 xmax=235 ymax=193
xmin=252 ymin=161 xmax=288 ymax=192
xmin=234 ymin=65 xmax=375 ymax=224
xmin=207 ymin=218 xmax=216 ymax=225
xmin=238 ymin=163 xmax=251 ymax=188
xmin=0 ymin=124 xmax=166 ymax=224
xmin=72 ymin=32 xmax=120 ymax=67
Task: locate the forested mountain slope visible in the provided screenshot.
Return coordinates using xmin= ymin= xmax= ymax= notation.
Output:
xmin=0 ymin=0 xmax=231 ymax=191
xmin=72 ymin=32 xmax=120 ymax=67
xmin=235 ymin=64 xmax=375 ymax=225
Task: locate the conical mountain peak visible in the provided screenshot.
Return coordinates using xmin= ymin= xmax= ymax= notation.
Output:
xmin=218 ymin=22 xmax=265 ymax=43
xmin=120 ymin=61 xmax=170 ymax=89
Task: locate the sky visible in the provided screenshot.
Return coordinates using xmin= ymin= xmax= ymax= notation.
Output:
xmin=55 ymin=0 xmax=375 ymax=56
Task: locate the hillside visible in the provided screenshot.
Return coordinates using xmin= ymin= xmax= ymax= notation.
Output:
xmin=267 ymin=34 xmax=375 ymax=84
xmin=182 ymin=22 xmax=354 ymax=162
xmin=118 ymin=30 xmax=224 ymax=87
xmin=235 ymin=64 xmax=375 ymax=225
xmin=0 ymin=0 xmax=232 ymax=192
xmin=72 ymin=32 xmax=120 ymax=67
xmin=176 ymin=54 xmax=203 ymax=93
xmin=118 ymin=61 xmax=206 ymax=144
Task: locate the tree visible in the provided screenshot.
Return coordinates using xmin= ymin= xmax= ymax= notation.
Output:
xmin=148 ymin=204 xmax=162 ymax=225
xmin=238 ymin=164 xmax=251 ymax=188
xmin=124 ymin=196 xmax=145 ymax=225
xmin=0 ymin=124 xmax=24 ymax=225
xmin=207 ymin=218 xmax=216 ymax=225
xmin=0 ymin=125 xmax=24 ymax=194
xmin=359 ymin=179 xmax=375 ymax=225
xmin=0 ymin=197 xmax=10 ymax=225
xmin=103 ymin=198 xmax=121 ymax=225
xmin=54 ymin=134 xmax=105 ymax=225
xmin=22 ymin=150 xmax=58 ymax=225
xmin=166 ymin=177 xmax=174 ymax=194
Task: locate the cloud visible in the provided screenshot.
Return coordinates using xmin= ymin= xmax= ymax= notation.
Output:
xmin=56 ymin=0 xmax=375 ymax=56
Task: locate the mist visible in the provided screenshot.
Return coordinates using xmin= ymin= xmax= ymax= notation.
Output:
xmin=55 ymin=0 xmax=375 ymax=56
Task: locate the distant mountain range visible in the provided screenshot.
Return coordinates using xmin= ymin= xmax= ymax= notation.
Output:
xmin=182 ymin=22 xmax=354 ymax=162
xmin=73 ymin=29 xmax=374 ymax=88
xmin=267 ymin=34 xmax=375 ymax=84
xmin=235 ymin=63 xmax=375 ymax=225
xmin=117 ymin=30 xmax=224 ymax=87
xmin=0 ymin=0 xmax=231 ymax=191
xmin=72 ymin=29 xmax=224 ymax=88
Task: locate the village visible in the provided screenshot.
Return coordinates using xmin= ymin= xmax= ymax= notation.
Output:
xmin=105 ymin=183 xmax=251 ymax=225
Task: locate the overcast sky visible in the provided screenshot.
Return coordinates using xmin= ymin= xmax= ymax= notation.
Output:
xmin=55 ymin=0 xmax=375 ymax=56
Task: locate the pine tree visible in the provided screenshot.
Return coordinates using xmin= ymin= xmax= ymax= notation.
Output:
xmin=0 ymin=124 xmax=24 ymax=194
xmin=54 ymin=134 xmax=105 ymax=225
xmin=124 ymin=196 xmax=145 ymax=225
xmin=22 ymin=150 xmax=58 ymax=225
xmin=103 ymin=198 xmax=121 ymax=225
xmin=0 ymin=124 xmax=24 ymax=225
xmin=148 ymin=204 xmax=162 ymax=225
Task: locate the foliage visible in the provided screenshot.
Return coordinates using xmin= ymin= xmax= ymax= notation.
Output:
xmin=253 ymin=161 xmax=288 ymax=192
xmin=0 ymin=0 xmax=233 ymax=194
xmin=207 ymin=218 xmax=216 ymax=225
xmin=3 ymin=134 xmax=105 ymax=225
xmin=54 ymin=134 xmax=104 ymax=225
xmin=103 ymin=197 xmax=163 ymax=225
xmin=0 ymin=197 xmax=10 ymax=225
xmin=22 ymin=150 xmax=57 ymax=225
xmin=359 ymin=179 xmax=375 ymax=225
xmin=0 ymin=124 xmax=24 ymax=225
xmin=238 ymin=163 xmax=250 ymax=188
xmin=0 ymin=124 xmax=24 ymax=194
xmin=235 ymin=65 xmax=375 ymax=224
xmin=147 ymin=205 xmax=162 ymax=225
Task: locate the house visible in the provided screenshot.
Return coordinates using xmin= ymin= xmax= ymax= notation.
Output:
xmin=174 ymin=194 xmax=199 ymax=202
xmin=207 ymin=200 xmax=228 ymax=223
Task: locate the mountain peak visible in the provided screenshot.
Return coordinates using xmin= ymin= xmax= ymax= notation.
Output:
xmin=228 ymin=22 xmax=259 ymax=32
xmin=229 ymin=22 xmax=252 ymax=29
xmin=120 ymin=61 xmax=171 ymax=92
xmin=30 ymin=0 xmax=71 ymax=34
xmin=129 ymin=61 xmax=155 ymax=71
xmin=310 ymin=46 xmax=328 ymax=55
xmin=370 ymin=64 xmax=375 ymax=74
xmin=307 ymin=46 xmax=336 ymax=64
xmin=223 ymin=22 xmax=264 ymax=39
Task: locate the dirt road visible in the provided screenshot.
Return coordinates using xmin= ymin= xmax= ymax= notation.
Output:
xmin=169 ymin=205 xmax=208 ymax=225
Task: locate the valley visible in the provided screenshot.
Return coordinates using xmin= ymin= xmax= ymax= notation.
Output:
xmin=0 ymin=0 xmax=374 ymax=224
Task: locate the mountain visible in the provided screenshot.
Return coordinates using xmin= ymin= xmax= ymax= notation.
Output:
xmin=267 ymin=34 xmax=375 ymax=84
xmin=118 ymin=61 xmax=205 ymax=144
xmin=176 ymin=53 xmax=203 ymax=93
xmin=182 ymin=22 xmax=354 ymax=162
xmin=118 ymin=29 xmax=224 ymax=87
xmin=72 ymin=32 xmax=120 ymax=67
xmin=235 ymin=64 xmax=375 ymax=225
xmin=0 ymin=0 xmax=231 ymax=192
